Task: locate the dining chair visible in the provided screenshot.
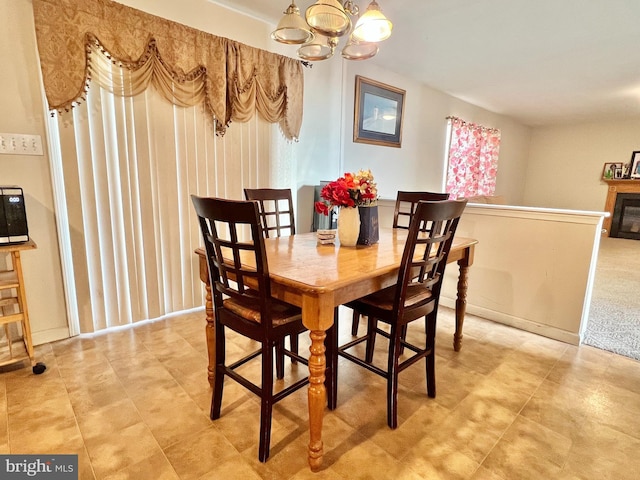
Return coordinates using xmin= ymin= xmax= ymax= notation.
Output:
xmin=328 ymin=199 xmax=467 ymax=428
xmin=191 ymin=195 xmax=309 ymax=462
xmin=351 ymin=190 xmax=450 ymax=335
xmin=244 ymin=188 xmax=296 ymax=238
xmin=244 ymin=187 xmax=300 ymax=359
xmin=392 ymin=190 xmax=451 ymax=229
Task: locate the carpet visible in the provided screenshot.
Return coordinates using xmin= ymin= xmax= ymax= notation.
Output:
xmin=583 ymin=236 xmax=640 ymax=361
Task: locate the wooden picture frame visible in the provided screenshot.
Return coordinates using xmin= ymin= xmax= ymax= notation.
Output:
xmin=630 ymin=151 xmax=640 ymax=179
xmin=602 ymin=162 xmax=622 ymax=180
xmin=354 ymin=76 xmax=405 ymax=148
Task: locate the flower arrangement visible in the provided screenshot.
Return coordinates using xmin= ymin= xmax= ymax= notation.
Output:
xmin=314 ymin=169 xmax=378 ymax=215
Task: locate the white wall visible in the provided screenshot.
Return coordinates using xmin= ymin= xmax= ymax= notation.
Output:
xmin=0 ymin=0 xmax=67 ymax=345
xmin=441 ymin=205 xmax=607 ymax=345
xmin=524 ymin=120 xmax=640 ymax=210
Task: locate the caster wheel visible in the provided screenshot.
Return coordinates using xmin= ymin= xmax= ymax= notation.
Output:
xmin=32 ymin=362 xmax=46 ymax=375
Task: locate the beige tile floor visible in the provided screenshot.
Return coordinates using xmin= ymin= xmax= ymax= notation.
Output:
xmin=1 ymin=306 xmax=639 ymax=480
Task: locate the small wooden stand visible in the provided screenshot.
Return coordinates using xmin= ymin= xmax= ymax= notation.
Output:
xmin=0 ymin=239 xmax=46 ymax=374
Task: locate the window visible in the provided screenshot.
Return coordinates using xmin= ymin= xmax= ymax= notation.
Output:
xmin=445 ymin=117 xmax=501 ymax=198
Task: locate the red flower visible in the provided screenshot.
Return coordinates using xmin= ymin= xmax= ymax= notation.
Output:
xmin=315 ymin=170 xmax=378 ymax=215
xmin=314 ymin=201 xmax=330 ymax=215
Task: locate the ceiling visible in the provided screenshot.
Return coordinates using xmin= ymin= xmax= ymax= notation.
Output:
xmin=211 ymin=0 xmax=640 ymax=127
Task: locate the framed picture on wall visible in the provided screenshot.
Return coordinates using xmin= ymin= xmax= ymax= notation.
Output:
xmin=630 ymin=151 xmax=640 ymax=179
xmin=354 ymin=75 xmax=405 ymax=148
xmin=602 ymin=162 xmax=622 ymax=180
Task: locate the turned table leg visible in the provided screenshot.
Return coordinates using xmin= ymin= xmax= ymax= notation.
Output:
xmin=307 ymin=329 xmax=327 ymax=470
xmin=204 ymin=282 xmax=215 ymax=387
xmin=454 ymin=262 xmax=469 ymax=352
xmin=196 ymin=249 xmax=216 ymax=388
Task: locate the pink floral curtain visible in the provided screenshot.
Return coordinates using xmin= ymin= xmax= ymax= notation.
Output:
xmin=445 ymin=117 xmax=501 ymax=198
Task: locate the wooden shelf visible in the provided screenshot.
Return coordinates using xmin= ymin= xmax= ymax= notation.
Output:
xmin=604 ymin=179 xmax=640 ymax=185
xmin=0 ymin=240 xmax=44 ymax=374
xmin=0 ymin=270 xmax=20 ymax=289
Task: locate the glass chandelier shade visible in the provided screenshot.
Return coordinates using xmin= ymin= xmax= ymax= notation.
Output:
xmin=341 ymin=36 xmax=378 ymax=60
xmin=305 ymin=0 xmax=352 ymax=37
xmin=352 ymin=1 xmax=393 ymax=43
xmin=298 ymin=33 xmax=339 ymax=61
xmin=271 ymin=1 xmax=315 ymax=44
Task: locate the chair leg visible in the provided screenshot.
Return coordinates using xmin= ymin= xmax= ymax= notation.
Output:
xmin=398 ymin=325 xmax=408 ymax=356
xmin=387 ymin=323 xmax=401 ymax=429
xmin=211 ymin=323 xmax=225 ymax=420
xmin=351 ymin=309 xmax=360 ymax=335
xmin=259 ymin=342 xmax=274 ymax=462
xmin=425 ymin=315 xmax=437 ymax=398
xmin=275 ymin=341 xmax=285 ymax=379
xmin=365 ymin=316 xmax=378 ymax=363
xmin=290 ymin=334 xmax=299 ymax=364
xmin=325 ymin=308 xmax=339 ymax=410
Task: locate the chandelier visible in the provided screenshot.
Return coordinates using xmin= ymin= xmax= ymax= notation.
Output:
xmin=271 ymin=0 xmax=392 ymax=62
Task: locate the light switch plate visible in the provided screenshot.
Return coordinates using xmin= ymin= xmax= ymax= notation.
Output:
xmin=0 ymin=133 xmax=44 ymax=156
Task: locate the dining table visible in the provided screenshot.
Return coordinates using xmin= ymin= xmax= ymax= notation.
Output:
xmin=195 ymin=228 xmax=477 ymax=470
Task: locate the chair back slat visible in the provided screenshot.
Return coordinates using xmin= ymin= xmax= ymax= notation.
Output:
xmin=244 ymin=188 xmax=296 ymax=238
xmin=393 ymin=191 xmax=450 ymax=230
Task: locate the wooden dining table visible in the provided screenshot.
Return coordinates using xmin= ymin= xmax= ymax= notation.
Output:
xmin=195 ymin=228 xmax=477 ymax=470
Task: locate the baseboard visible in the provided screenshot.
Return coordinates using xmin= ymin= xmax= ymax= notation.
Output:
xmin=440 ymin=297 xmax=581 ymax=346
xmin=32 ymin=327 xmax=71 ymax=346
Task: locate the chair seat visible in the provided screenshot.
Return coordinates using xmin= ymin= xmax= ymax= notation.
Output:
xmin=350 ymin=284 xmax=434 ymax=313
xmin=224 ymin=295 xmax=302 ymax=326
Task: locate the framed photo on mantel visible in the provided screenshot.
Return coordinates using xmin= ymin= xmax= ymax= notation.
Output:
xmin=602 ymin=162 xmax=622 ymax=180
xmin=630 ymin=151 xmax=640 ymax=179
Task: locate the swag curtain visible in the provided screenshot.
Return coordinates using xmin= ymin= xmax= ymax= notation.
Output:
xmin=445 ymin=117 xmax=501 ymax=198
xmin=32 ymin=0 xmax=303 ymax=140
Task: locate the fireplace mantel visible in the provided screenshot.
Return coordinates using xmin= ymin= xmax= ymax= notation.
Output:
xmin=603 ymin=179 xmax=640 ymax=234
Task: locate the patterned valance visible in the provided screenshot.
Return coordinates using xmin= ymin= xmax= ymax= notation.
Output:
xmin=32 ymin=0 xmax=303 ymax=140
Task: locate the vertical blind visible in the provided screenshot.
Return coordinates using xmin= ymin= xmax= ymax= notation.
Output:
xmin=50 ymin=83 xmax=293 ymax=334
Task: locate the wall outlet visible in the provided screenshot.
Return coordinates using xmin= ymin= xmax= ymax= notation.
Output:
xmin=0 ymin=133 xmax=44 ymax=156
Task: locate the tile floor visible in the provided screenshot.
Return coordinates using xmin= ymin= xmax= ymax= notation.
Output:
xmin=1 ymin=306 xmax=639 ymax=479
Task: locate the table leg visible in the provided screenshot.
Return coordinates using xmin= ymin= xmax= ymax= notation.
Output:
xmin=204 ymin=282 xmax=215 ymax=387
xmin=307 ymin=329 xmax=326 ymax=470
xmin=454 ymin=262 xmax=469 ymax=352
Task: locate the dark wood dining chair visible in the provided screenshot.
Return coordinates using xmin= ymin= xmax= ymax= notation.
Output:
xmin=328 ymin=199 xmax=467 ymax=428
xmin=244 ymin=188 xmax=296 ymax=238
xmin=244 ymin=187 xmax=300 ymax=358
xmin=191 ymin=195 xmax=309 ymax=462
xmin=392 ymin=190 xmax=451 ymax=229
xmin=351 ymin=190 xmax=450 ymax=335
